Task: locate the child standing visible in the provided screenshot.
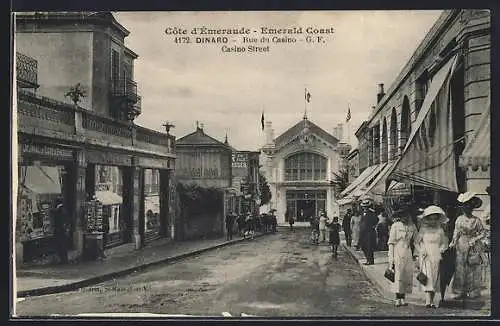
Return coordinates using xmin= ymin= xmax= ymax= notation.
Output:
xmin=329 ymin=216 xmax=341 ymax=259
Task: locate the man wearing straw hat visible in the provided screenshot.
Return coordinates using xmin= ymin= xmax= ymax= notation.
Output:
xmin=359 ymin=197 xmax=378 ymax=265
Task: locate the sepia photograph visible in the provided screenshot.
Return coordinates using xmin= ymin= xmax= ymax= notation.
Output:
xmin=11 ymin=9 xmax=491 ymax=318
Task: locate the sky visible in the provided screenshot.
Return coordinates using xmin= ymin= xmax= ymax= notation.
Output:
xmin=114 ymin=10 xmax=443 ymax=151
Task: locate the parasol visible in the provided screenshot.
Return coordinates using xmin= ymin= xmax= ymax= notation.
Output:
xmin=439 ymin=247 xmax=457 ymax=303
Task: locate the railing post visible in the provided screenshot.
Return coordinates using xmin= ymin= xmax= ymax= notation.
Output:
xmin=74 ymin=107 xmax=84 ymax=135
xmin=131 ymin=124 xmax=137 ymax=146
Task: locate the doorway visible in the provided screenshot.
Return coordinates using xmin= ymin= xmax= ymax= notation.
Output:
xmin=297 ymin=200 xmax=315 ymax=222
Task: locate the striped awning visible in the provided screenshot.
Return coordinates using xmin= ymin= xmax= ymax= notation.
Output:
xmin=459 ymin=99 xmax=490 ymax=170
xmin=21 ymin=165 xmax=62 ymax=195
xmin=349 ymin=163 xmax=388 ymax=199
xmin=386 ymin=54 xmax=459 ymax=193
xmin=95 ymin=190 xmax=122 ymax=206
xmin=340 ymin=164 xmax=378 ymax=197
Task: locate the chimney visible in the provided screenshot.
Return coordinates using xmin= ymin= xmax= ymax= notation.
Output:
xmin=338 ymin=123 xmax=344 ymax=141
xmin=265 ymin=121 xmax=274 ymax=145
xmin=377 ymin=83 xmax=385 ymax=103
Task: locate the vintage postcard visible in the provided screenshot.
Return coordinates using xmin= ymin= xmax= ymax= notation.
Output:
xmin=11 ymin=9 xmax=491 ymax=318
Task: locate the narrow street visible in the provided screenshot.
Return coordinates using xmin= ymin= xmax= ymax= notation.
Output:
xmin=16 ymin=228 xmax=487 ymax=317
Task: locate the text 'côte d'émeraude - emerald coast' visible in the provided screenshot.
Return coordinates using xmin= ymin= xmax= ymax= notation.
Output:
xmin=165 ymin=26 xmax=335 ymax=35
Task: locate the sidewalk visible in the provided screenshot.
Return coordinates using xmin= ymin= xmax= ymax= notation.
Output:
xmin=342 ymin=238 xmax=491 ymax=310
xmin=16 ymin=232 xmax=268 ymax=298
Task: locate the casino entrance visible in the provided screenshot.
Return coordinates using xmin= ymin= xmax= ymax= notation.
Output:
xmin=285 ymin=190 xmax=327 ymax=222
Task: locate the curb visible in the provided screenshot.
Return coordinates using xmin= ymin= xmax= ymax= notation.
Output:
xmin=341 ymin=243 xmax=390 ymax=300
xmin=17 ymin=232 xmax=269 ymax=298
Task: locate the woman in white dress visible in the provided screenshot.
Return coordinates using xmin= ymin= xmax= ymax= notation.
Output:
xmin=388 ymin=207 xmax=418 ymax=307
xmin=416 ymin=205 xmax=449 ymax=308
xmin=350 ymin=207 xmax=362 ymax=251
xmin=450 ymin=192 xmax=486 ymax=299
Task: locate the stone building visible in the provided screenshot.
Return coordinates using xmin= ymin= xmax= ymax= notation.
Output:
xmin=174 ymin=124 xmax=235 ymax=239
xmin=260 ymin=115 xmax=350 ymax=226
xmin=15 ymin=12 xmax=176 ymax=265
xmin=340 ymin=10 xmax=490 ymax=218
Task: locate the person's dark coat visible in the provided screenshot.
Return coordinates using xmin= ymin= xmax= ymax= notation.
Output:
xmin=359 ymin=209 xmax=378 ymax=250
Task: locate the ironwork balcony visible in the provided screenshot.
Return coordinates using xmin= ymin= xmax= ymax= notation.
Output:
xmin=112 ymin=78 xmax=140 ymax=104
xmin=16 ymin=52 xmax=39 ymax=89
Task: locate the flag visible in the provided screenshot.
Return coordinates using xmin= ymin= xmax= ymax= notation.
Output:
xmin=261 ymin=112 xmax=265 ymax=130
xmin=305 ymin=90 xmax=311 ymax=103
xmin=346 ymin=107 xmax=351 ymax=123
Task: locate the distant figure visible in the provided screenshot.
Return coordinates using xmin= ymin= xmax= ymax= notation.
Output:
xmin=376 ymin=212 xmax=390 ymax=251
xmin=319 ymin=211 xmax=330 ymax=243
xmin=342 ymin=209 xmax=353 ymax=247
xmin=350 ymin=208 xmax=362 ymax=251
xmin=53 ymin=197 xmax=69 ymax=264
xmin=310 ymin=215 xmax=320 ymax=245
xmin=359 ymin=198 xmax=378 ymax=265
xmin=225 ymin=212 xmax=235 ymax=241
xmin=328 ymin=216 xmax=341 ymax=259
xmin=271 ymin=211 xmax=278 ymax=233
xmin=245 ymin=213 xmax=255 ymax=239
xmin=287 ymin=209 xmax=295 ymax=231
xmin=236 ymin=214 xmax=245 ymax=236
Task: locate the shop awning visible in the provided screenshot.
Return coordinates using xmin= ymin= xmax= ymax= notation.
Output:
xmin=386 ymin=54 xmax=459 ymax=193
xmin=362 ymin=161 xmax=398 ymax=200
xmin=336 ymin=197 xmax=354 ymax=206
xmin=145 ymin=195 xmax=160 ymax=213
xmin=95 ymin=190 xmax=123 ymax=206
xmin=459 ymin=98 xmax=490 ymax=170
xmin=349 ymin=163 xmax=388 ymax=199
xmin=385 ymin=180 xmax=412 ymax=197
xmin=340 ymin=164 xmax=378 ymax=197
xmin=22 ymin=165 xmax=61 ymax=195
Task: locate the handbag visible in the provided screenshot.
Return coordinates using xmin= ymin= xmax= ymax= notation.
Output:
xmin=416 ymin=258 xmax=428 ymax=286
xmin=384 ymin=264 xmax=395 ymax=282
xmin=467 ymin=244 xmax=483 ymax=266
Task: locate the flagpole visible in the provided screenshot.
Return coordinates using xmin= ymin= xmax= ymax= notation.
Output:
xmin=347 ymin=103 xmax=350 ymax=146
xmin=304 ymin=87 xmax=307 ymax=119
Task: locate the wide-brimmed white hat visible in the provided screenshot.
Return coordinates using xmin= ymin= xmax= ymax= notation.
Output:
xmin=457 ymin=192 xmax=483 ymax=209
xmin=418 ymin=205 xmax=449 ymax=224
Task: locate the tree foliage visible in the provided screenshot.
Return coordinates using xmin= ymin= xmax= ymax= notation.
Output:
xmin=176 ymin=182 xmax=223 ymax=217
xmin=259 ymin=172 xmax=272 ymax=206
xmin=331 ymin=167 xmax=350 ymax=196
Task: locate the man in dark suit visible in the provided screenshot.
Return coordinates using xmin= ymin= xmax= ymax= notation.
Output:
xmin=342 ymin=209 xmax=353 ymax=247
xmin=53 ymin=197 xmax=69 ymax=264
xmin=359 ymin=197 xmax=378 ymax=265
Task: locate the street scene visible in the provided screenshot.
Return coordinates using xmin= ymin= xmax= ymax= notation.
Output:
xmin=15 ymin=229 xmax=489 ymax=317
xmin=12 ymin=10 xmax=491 ymax=318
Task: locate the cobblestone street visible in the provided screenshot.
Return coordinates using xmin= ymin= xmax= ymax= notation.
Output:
xmin=15 ymin=228 xmax=488 ymax=317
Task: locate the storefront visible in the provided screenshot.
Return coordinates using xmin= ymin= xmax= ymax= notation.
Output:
xmin=93 ymin=165 xmax=127 ymax=248
xmin=16 ymin=141 xmax=76 ymax=263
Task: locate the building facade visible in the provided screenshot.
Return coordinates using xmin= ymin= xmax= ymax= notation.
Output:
xmin=340 ymin=10 xmax=490 ymax=218
xmin=15 ymin=12 xmax=176 ymax=265
xmin=261 ymin=116 xmax=348 ymax=225
xmin=174 ymin=124 xmax=235 ymax=239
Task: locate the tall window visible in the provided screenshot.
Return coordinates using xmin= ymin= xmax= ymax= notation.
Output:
xmin=372 ymin=124 xmax=381 ymax=165
xmin=284 ymin=152 xmax=327 ymax=181
xmin=111 ymin=49 xmax=120 ymax=88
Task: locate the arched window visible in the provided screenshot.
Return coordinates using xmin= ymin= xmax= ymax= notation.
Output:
xmin=381 ymin=118 xmax=388 ymax=163
xmin=284 ymin=152 xmax=327 ymax=181
xmin=390 ymin=108 xmax=398 ymax=159
xmin=400 ymin=96 xmax=411 ymax=151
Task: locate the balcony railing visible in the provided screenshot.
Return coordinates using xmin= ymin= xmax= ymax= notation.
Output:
xmin=16 ymin=52 xmax=39 ymax=89
xmin=112 ymin=78 xmax=139 ymax=104
xmin=17 ymin=90 xmax=174 ymax=155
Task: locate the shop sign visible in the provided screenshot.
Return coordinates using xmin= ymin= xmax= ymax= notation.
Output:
xmin=232 ymin=152 xmax=248 ymax=168
xmin=137 ymin=156 xmax=170 ymax=169
xmin=86 ymin=149 xmax=132 ymax=166
xmin=22 ymin=143 xmax=74 ymax=161
xmin=96 ymin=183 xmax=111 ymax=192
